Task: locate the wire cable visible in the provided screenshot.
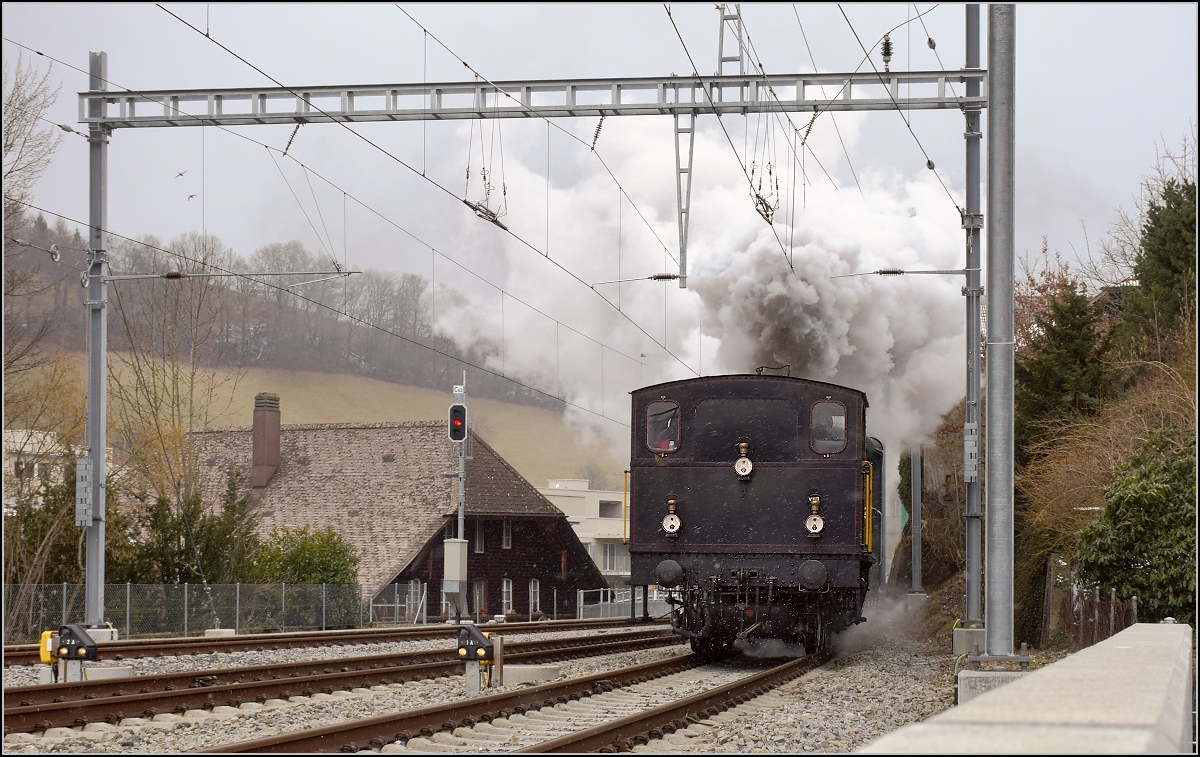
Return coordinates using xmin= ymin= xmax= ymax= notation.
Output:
xmin=393 ymin=4 xmax=678 ymax=267
xmin=664 ymin=4 xmax=796 ymax=273
xmin=836 ymin=3 xmax=962 ymax=213
xmin=6 ymin=195 xmax=634 ymax=429
xmin=151 ymin=7 xmax=699 ymax=377
xmin=2 ymin=34 xmax=689 ymax=380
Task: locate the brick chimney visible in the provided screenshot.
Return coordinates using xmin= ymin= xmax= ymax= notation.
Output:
xmin=251 ymin=392 xmax=280 ymax=487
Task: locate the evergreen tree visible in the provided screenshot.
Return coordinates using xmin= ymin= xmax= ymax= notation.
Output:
xmin=1121 ymin=177 xmax=1197 ymax=359
xmin=1014 ymin=280 xmax=1112 ymax=467
xmin=110 ymin=469 xmax=259 ymax=584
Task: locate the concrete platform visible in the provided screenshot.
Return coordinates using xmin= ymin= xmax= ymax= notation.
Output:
xmin=859 ymin=623 xmax=1194 ymax=753
xmin=204 ymin=628 xmax=236 ymax=637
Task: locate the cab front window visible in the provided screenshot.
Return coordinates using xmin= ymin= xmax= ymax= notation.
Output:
xmin=811 ymin=401 xmax=847 ymax=454
xmin=646 ymin=401 xmax=680 ymax=453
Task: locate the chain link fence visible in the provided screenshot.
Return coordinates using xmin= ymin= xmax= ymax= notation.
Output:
xmin=3 ymin=583 xmax=365 ymax=644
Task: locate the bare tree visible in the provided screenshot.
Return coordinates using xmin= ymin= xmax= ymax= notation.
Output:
xmin=3 ymin=53 xmax=62 ymax=230
xmin=107 ymin=232 xmax=244 ymax=504
xmin=1078 ymin=130 xmax=1197 ymax=290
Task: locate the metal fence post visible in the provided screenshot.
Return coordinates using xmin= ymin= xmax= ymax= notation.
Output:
xmin=1131 ymin=595 xmax=1138 ymax=624
xmin=126 ymin=582 xmax=131 ymax=639
xmin=62 ymin=582 xmax=67 ymax=626
xmin=184 ymin=583 xmax=189 ymax=637
xmin=281 ymin=583 xmax=286 ymax=632
xmin=235 ymin=583 xmax=241 ymax=634
xmin=1092 ymin=586 xmax=1099 ymax=646
xmin=322 ymin=584 xmax=327 ymax=631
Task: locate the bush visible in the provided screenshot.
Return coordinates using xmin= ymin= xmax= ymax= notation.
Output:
xmin=1074 ymin=428 xmax=1195 ymax=625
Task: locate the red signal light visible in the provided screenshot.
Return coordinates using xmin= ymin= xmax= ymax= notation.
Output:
xmin=448 ymin=403 xmax=468 ymax=441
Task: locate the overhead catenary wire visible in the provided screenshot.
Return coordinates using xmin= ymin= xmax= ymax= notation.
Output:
xmin=786 ymin=6 xmax=865 ymax=200
xmin=151 ymin=7 xmax=698 ymax=378
xmin=393 ymin=4 xmax=679 ymax=268
xmin=265 ymin=149 xmax=335 ymax=261
xmin=2 ymin=32 xmax=693 ymax=382
xmin=6 ymin=196 xmax=635 ymax=429
xmin=836 ymin=3 xmax=963 ymax=214
xmin=663 ymin=4 xmax=796 ymax=274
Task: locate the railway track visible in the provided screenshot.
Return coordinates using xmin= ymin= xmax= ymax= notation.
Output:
xmin=3 ymin=628 xmax=680 ymax=735
xmin=2 ymin=617 xmax=640 ymax=668
xmin=200 ymin=648 xmax=835 ymax=753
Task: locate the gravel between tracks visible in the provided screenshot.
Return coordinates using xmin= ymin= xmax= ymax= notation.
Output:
xmin=2 ymin=616 xmax=1067 ymax=754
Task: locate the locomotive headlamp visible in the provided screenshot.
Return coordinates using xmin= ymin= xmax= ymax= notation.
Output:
xmin=805 ymin=495 xmax=825 ymax=535
xmin=734 ymin=442 xmax=753 ymax=477
xmin=662 ymin=499 xmax=682 ymax=535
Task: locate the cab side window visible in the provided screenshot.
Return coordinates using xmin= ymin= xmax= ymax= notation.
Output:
xmin=810 ymin=401 xmax=847 ymax=454
xmin=646 ymin=401 xmax=680 ymax=453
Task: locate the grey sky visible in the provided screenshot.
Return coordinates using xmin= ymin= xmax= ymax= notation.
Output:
xmin=5 ymin=4 xmax=1196 ymax=268
xmin=3 ymin=2 xmax=1197 ymax=453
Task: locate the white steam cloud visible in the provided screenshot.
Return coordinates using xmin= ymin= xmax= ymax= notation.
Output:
xmin=429 ymin=116 xmax=968 ymax=464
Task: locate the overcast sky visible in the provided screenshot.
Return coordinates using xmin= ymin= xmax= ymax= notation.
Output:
xmin=4 ymin=3 xmax=1197 ymax=453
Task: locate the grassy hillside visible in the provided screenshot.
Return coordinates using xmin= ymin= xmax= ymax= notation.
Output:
xmin=201 ymin=366 xmax=628 ymax=491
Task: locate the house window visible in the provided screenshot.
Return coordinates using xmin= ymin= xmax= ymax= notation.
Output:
xmin=598 ymin=500 xmax=622 ymax=519
xmin=473 ymin=579 xmax=487 ymax=616
xmin=603 ymin=543 xmax=617 ymax=572
xmin=474 ymin=520 xmax=485 ymax=553
xmin=502 ymin=519 xmax=512 ymax=549
xmin=529 ymin=579 xmax=540 ymax=613
xmin=444 ymin=520 xmax=454 ymax=539
xmin=501 ymin=578 xmax=514 ymax=613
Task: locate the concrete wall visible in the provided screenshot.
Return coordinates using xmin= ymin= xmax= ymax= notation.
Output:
xmin=860 ymin=623 xmax=1195 ymax=753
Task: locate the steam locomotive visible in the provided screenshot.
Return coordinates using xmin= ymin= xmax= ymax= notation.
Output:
xmin=627 ymin=374 xmax=884 ymax=657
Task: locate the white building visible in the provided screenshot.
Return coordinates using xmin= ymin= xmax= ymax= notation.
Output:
xmin=3 ymin=429 xmax=69 ymax=515
xmin=537 ymin=479 xmax=630 ymax=590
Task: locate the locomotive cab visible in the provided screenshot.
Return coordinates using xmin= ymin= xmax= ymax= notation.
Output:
xmin=627 ymin=374 xmax=881 ymax=658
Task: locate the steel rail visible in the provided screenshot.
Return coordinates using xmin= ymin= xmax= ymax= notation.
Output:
xmin=517 ymin=648 xmax=836 ymax=752
xmin=3 ymin=617 xmax=641 ymax=667
xmin=3 ymin=630 xmax=680 ymax=735
xmin=199 ymin=653 xmax=702 ymax=753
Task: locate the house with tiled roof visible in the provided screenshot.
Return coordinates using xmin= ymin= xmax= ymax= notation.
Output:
xmin=192 ymin=393 xmax=606 ymax=621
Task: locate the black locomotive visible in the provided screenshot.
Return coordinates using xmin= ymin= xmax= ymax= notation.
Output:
xmin=628 ymin=374 xmax=884 ymax=657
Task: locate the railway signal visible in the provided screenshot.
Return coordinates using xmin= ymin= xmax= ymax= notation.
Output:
xmin=448 ymin=403 xmax=467 ymax=442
